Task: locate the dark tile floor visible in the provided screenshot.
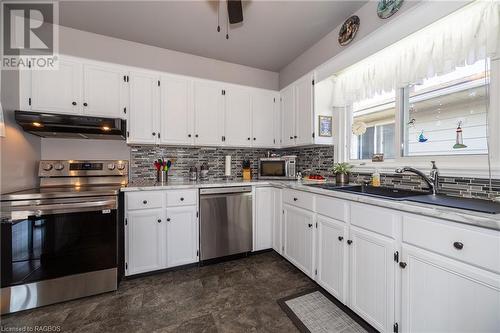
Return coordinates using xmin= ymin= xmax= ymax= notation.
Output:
xmin=1 ymin=252 xmax=316 ymax=332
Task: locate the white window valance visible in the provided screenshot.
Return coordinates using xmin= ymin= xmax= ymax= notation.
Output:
xmin=331 ymin=0 xmax=500 ymax=107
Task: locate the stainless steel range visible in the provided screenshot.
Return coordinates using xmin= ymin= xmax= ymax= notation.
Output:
xmin=0 ymin=160 xmax=128 ymax=315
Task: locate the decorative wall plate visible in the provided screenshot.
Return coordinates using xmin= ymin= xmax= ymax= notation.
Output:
xmin=377 ymin=0 xmax=404 ymax=19
xmin=338 ymin=15 xmax=360 ymax=46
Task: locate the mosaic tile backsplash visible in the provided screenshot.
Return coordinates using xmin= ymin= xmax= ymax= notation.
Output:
xmin=350 ymin=173 xmax=500 ymax=200
xmin=130 ymin=145 xmax=499 ymax=200
xmin=130 ymin=145 xmax=336 ymax=182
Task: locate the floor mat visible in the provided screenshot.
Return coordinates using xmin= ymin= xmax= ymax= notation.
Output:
xmin=278 ymin=289 xmax=370 ymax=333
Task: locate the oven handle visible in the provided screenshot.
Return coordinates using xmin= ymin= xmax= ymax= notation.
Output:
xmin=1 ymin=199 xmax=117 ymax=224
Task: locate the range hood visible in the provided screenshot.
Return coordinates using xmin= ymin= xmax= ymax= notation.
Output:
xmin=15 ymin=111 xmax=127 ymax=140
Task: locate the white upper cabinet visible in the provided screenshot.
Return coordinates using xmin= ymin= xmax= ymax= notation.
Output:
xmin=127 ymin=71 xmax=160 ymax=144
xmin=279 ymin=72 xmax=316 ymax=147
xmin=82 ymin=64 xmax=126 ymax=118
xmin=252 ymin=90 xmax=278 ymax=147
xmin=159 ymin=74 xmax=193 ymax=145
xmin=348 ymin=226 xmax=395 ymax=333
xmin=224 ymin=85 xmax=252 ymax=147
xmin=30 ymin=58 xmax=82 ymax=114
xmin=166 ymin=206 xmax=198 ymax=268
xmin=281 ymin=86 xmax=295 ymax=146
xmin=294 ymin=75 xmax=314 ymax=146
xmin=193 ymin=81 xmax=225 ymax=146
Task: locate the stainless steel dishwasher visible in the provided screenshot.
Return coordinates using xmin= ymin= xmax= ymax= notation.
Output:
xmin=199 ymin=186 xmax=252 ymax=261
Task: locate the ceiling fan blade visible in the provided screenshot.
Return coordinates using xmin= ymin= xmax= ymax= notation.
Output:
xmin=227 ymin=0 xmax=243 ymax=24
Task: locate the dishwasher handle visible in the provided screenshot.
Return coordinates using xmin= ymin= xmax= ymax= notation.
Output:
xmin=199 ymin=186 xmax=252 ymax=195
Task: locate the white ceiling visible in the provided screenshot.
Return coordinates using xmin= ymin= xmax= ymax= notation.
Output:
xmin=59 ymin=1 xmax=367 ymax=72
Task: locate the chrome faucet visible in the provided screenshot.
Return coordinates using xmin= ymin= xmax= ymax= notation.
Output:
xmin=395 ymin=161 xmax=439 ymax=195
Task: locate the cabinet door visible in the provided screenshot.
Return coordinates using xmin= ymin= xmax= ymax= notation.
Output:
xmin=224 ymin=85 xmax=252 ymax=147
xmin=254 ymin=187 xmax=273 ymax=251
xmin=316 ymin=215 xmax=347 ymax=303
xmin=273 ymin=93 xmax=282 ymax=147
xmin=252 ymin=90 xmax=276 ymax=147
xmin=127 ymin=71 xmax=159 ymax=144
xmin=283 ymin=204 xmax=314 ymax=277
xmin=159 ymin=75 xmax=193 ymax=145
xmin=83 ymin=64 xmax=125 ymax=118
xmin=31 ymin=58 xmax=82 ymax=114
xmin=349 ymin=226 xmax=395 ymax=333
xmin=272 ymin=188 xmax=283 ymax=254
xmin=401 ymin=244 xmax=500 ymax=333
xmin=294 ymin=75 xmax=314 ymax=146
xmin=281 ymin=86 xmax=295 ymax=146
xmin=126 ymin=209 xmax=165 ymax=275
xmin=166 ymin=206 xmax=199 ymax=268
xmin=193 ymin=81 xmax=224 ymax=146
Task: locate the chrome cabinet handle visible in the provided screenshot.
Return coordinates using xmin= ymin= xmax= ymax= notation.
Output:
xmin=453 ymin=242 xmax=464 ymax=250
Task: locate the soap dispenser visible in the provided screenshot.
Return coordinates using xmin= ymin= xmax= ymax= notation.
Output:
xmin=372 ymin=169 xmax=381 ymax=187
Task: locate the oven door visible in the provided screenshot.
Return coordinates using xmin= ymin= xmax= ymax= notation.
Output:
xmin=1 ymin=197 xmax=117 ymax=288
xmin=259 ymin=160 xmax=287 ymax=178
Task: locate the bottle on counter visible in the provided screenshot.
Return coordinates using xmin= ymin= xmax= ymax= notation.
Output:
xmin=372 ymin=169 xmax=381 ymax=187
xmin=200 ymin=163 xmax=209 ymax=181
xmin=189 ymin=166 xmax=198 ymax=181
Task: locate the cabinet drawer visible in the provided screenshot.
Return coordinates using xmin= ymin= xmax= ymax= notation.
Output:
xmin=350 ymin=203 xmax=398 ymax=238
xmin=403 ymin=214 xmax=500 ymax=274
xmin=166 ymin=189 xmax=197 ymax=207
xmin=316 ymin=195 xmax=348 ymax=222
xmin=283 ymin=189 xmax=314 ymax=211
xmin=126 ymin=191 xmax=164 ymax=210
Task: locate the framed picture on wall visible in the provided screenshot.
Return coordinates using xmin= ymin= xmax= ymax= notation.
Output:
xmin=319 ymin=116 xmax=333 ymax=137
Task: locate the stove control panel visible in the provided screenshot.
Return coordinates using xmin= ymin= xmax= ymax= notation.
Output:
xmin=39 ymin=160 xmax=129 ymax=177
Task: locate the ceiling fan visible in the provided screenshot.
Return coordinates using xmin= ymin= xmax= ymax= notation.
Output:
xmin=216 ymin=0 xmax=244 ymax=39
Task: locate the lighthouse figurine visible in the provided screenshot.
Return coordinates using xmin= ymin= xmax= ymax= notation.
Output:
xmin=453 ymin=121 xmax=467 ymax=149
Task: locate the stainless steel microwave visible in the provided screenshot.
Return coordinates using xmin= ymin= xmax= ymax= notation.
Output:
xmin=258 ymin=156 xmax=297 ymax=180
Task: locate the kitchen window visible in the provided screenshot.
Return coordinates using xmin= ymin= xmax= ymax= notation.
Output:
xmin=402 ymin=59 xmax=490 ymax=157
xmin=350 ymin=91 xmax=396 ymax=160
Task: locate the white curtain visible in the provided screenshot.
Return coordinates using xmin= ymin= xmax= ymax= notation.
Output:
xmin=332 ymin=0 xmax=500 ymax=107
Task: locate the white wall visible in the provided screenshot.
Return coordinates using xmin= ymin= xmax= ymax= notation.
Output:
xmin=59 ymin=25 xmax=279 ymax=91
xmin=0 ymin=70 xmax=41 ymax=193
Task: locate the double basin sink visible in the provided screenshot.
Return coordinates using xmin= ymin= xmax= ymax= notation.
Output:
xmin=306 ymin=183 xmax=500 ymax=214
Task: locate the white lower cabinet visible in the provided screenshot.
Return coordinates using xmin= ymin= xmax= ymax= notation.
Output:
xmin=254 ymin=187 xmax=274 ymax=251
xmin=316 ymin=215 xmax=347 ymax=303
xmin=283 ymin=204 xmax=315 ymax=277
xmin=166 ymin=206 xmax=199 ymax=267
xmin=272 ymin=188 xmax=283 ymax=254
xmin=125 ymin=190 xmax=199 ymax=276
xmin=126 ymin=209 xmax=166 ymax=275
xmin=348 ymin=226 xmax=395 ymax=332
xmin=401 ymin=245 xmax=500 ymax=333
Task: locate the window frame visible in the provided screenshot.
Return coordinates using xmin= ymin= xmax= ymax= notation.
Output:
xmin=340 ymin=59 xmax=500 ymax=178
